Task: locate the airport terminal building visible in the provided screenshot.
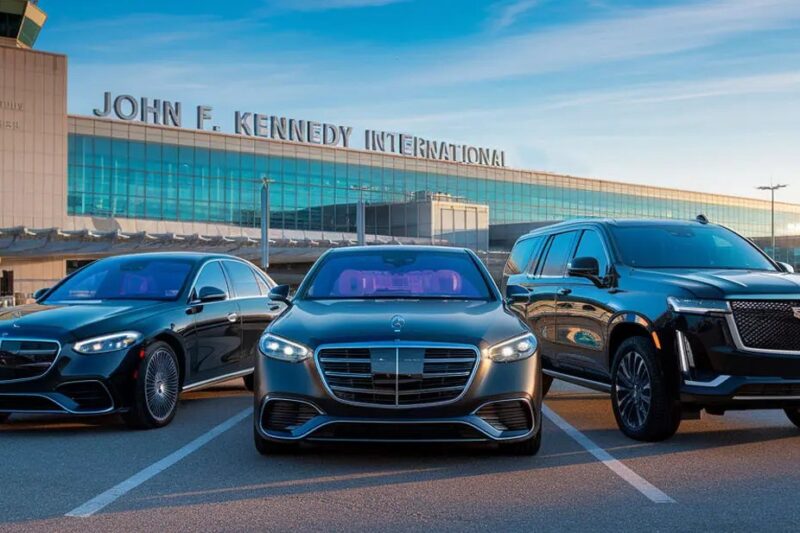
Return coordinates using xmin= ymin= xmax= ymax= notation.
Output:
xmin=2 ymin=0 xmax=800 ymax=299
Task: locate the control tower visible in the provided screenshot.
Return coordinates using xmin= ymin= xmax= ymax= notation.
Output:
xmin=0 ymin=0 xmax=47 ymax=49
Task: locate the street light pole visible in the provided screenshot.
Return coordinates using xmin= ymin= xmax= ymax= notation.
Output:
xmin=261 ymin=178 xmax=275 ymax=270
xmin=351 ymin=186 xmax=370 ymax=246
xmin=756 ymin=183 xmax=788 ymax=256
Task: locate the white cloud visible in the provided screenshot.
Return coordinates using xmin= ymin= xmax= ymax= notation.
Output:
xmin=271 ymin=0 xmax=409 ymax=11
xmin=488 ymin=0 xmax=541 ymax=32
xmin=420 ymin=0 xmax=800 ymax=83
xmin=489 ymin=0 xmax=540 ymax=31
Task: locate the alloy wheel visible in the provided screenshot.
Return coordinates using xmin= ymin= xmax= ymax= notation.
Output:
xmin=615 ymin=350 xmax=652 ymax=431
xmin=144 ymin=349 xmax=179 ymax=423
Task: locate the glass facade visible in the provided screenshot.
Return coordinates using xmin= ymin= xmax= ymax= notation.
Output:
xmin=67 ymin=132 xmax=800 ymax=245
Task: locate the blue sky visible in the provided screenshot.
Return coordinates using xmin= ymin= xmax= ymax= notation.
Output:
xmin=37 ymin=0 xmax=800 ymax=204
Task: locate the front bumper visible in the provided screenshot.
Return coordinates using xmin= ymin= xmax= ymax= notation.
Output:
xmin=0 ymin=343 xmax=139 ymax=416
xmin=674 ymin=313 xmax=800 ymax=410
xmin=254 ymin=350 xmax=542 ymax=444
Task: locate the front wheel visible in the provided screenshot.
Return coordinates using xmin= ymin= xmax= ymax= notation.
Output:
xmin=611 ymin=337 xmax=681 ymax=442
xmin=124 ymin=342 xmax=181 ymax=430
xmin=784 ymin=408 xmax=800 ymax=428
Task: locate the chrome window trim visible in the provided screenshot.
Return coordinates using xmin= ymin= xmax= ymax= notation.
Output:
xmin=313 ymin=341 xmax=481 ymax=410
xmin=725 ymin=312 xmax=800 ymax=356
xmin=186 ymin=258 xmax=276 ymax=304
xmin=0 ymin=337 xmax=62 ymax=384
xmin=181 ymin=367 xmax=254 ymax=392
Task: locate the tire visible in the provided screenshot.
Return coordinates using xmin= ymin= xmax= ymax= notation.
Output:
xmin=254 ymin=428 xmax=299 ymax=455
xmin=784 ymin=408 xmax=800 ymax=428
xmin=242 ymin=373 xmax=255 ymax=392
xmin=123 ymin=341 xmax=181 ymax=430
xmin=610 ymin=336 xmax=681 ymax=442
xmin=499 ymin=427 xmax=542 ymax=456
xmin=541 ymin=374 xmax=554 ymax=398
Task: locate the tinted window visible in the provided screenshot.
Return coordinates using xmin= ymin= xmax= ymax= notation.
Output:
xmin=224 ymin=261 xmax=262 ymax=298
xmin=540 ymin=232 xmax=577 ymax=277
xmin=44 ymin=257 xmax=193 ymax=302
xmin=303 ymin=250 xmax=492 ymax=300
xmin=610 ymin=225 xmax=776 ymax=270
xmin=193 ymin=262 xmax=229 ymax=299
xmin=504 ymin=236 xmax=543 ymax=276
xmin=574 ymin=230 xmax=609 ymax=276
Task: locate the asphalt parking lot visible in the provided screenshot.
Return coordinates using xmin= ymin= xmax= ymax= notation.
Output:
xmin=2 ymin=380 xmax=800 ymax=532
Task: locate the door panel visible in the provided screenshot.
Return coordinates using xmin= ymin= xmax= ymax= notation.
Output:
xmin=187 ymin=261 xmax=243 ymax=384
xmin=553 ymin=229 xmax=614 ymax=379
xmin=222 ymin=260 xmax=283 ymax=372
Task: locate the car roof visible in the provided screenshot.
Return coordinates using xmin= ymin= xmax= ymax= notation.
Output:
xmin=100 ymin=252 xmax=250 ymax=264
xmin=324 ymin=245 xmax=472 ymax=255
xmin=523 ymin=217 xmax=719 ymax=238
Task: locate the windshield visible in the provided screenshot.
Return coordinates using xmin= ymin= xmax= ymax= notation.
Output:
xmin=44 ymin=257 xmax=194 ymax=302
xmin=302 ymin=250 xmax=494 ymax=300
xmin=610 ymin=225 xmax=776 ymax=270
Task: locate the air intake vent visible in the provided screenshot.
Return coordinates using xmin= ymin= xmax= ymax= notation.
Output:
xmin=476 ymin=400 xmax=532 ymax=432
xmin=261 ymin=400 xmax=320 ymax=433
xmin=56 ymin=381 xmax=114 ymax=412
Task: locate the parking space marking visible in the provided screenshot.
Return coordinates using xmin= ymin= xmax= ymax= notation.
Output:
xmin=542 ymin=404 xmax=675 ymax=504
xmin=65 ymin=407 xmax=253 ymax=518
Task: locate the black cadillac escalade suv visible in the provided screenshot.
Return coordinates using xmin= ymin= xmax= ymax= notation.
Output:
xmin=503 ymin=217 xmax=800 ymax=441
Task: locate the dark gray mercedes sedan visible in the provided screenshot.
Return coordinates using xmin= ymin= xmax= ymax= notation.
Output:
xmin=253 ymin=246 xmax=543 ymax=455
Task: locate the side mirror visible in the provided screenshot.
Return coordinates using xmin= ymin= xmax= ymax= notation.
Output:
xmin=33 ymin=287 xmax=50 ymax=301
xmin=197 ymin=286 xmax=227 ymax=303
xmin=269 ymin=284 xmax=292 ymax=305
xmin=778 ymin=262 xmax=795 ymax=274
xmin=505 ymin=284 xmax=530 ymax=305
xmin=568 ymin=256 xmax=600 ymax=278
xmin=568 ymin=256 xmax=608 ymax=288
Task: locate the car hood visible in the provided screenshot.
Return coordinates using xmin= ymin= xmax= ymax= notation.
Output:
xmin=628 ymin=268 xmax=800 ymax=299
xmin=269 ymin=299 xmax=528 ymax=350
xmin=0 ymin=301 xmax=170 ymax=341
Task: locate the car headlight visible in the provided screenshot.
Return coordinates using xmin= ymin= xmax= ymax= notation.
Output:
xmin=667 ymin=297 xmax=730 ymax=315
xmin=74 ymin=331 xmax=142 ymax=354
xmin=258 ymin=333 xmax=311 ymax=363
xmin=485 ymin=333 xmax=537 ymax=363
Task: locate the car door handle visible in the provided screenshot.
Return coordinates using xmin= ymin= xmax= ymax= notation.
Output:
xmin=227 ymin=312 xmax=239 ymax=323
xmin=557 ymin=288 xmax=572 ymax=296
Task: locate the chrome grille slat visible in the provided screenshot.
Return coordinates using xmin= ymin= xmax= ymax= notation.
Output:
xmin=730 ymin=300 xmax=800 ymax=352
xmin=0 ymin=338 xmax=61 ymax=383
xmin=317 ymin=344 xmax=479 ymax=408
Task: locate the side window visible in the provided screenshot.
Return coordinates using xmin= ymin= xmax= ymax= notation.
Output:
xmin=539 ymin=231 xmax=577 ymax=277
xmin=254 ymin=271 xmax=275 ymax=294
xmin=193 ymin=262 xmax=229 ymax=299
xmin=223 ymin=261 xmax=262 ymax=298
xmin=573 ymin=230 xmax=609 ymax=276
xmin=504 ymin=236 xmax=543 ymax=276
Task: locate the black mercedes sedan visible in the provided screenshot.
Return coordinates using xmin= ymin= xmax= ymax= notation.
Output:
xmin=0 ymin=252 xmax=281 ymax=429
xmin=253 ymin=246 xmax=543 ymax=455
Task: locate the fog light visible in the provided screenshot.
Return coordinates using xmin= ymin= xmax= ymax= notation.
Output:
xmin=676 ymin=331 xmax=696 ymax=374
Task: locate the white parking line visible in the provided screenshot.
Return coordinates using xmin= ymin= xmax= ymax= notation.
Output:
xmin=542 ymin=404 xmax=675 ymax=504
xmin=66 ymin=407 xmax=253 ymax=518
